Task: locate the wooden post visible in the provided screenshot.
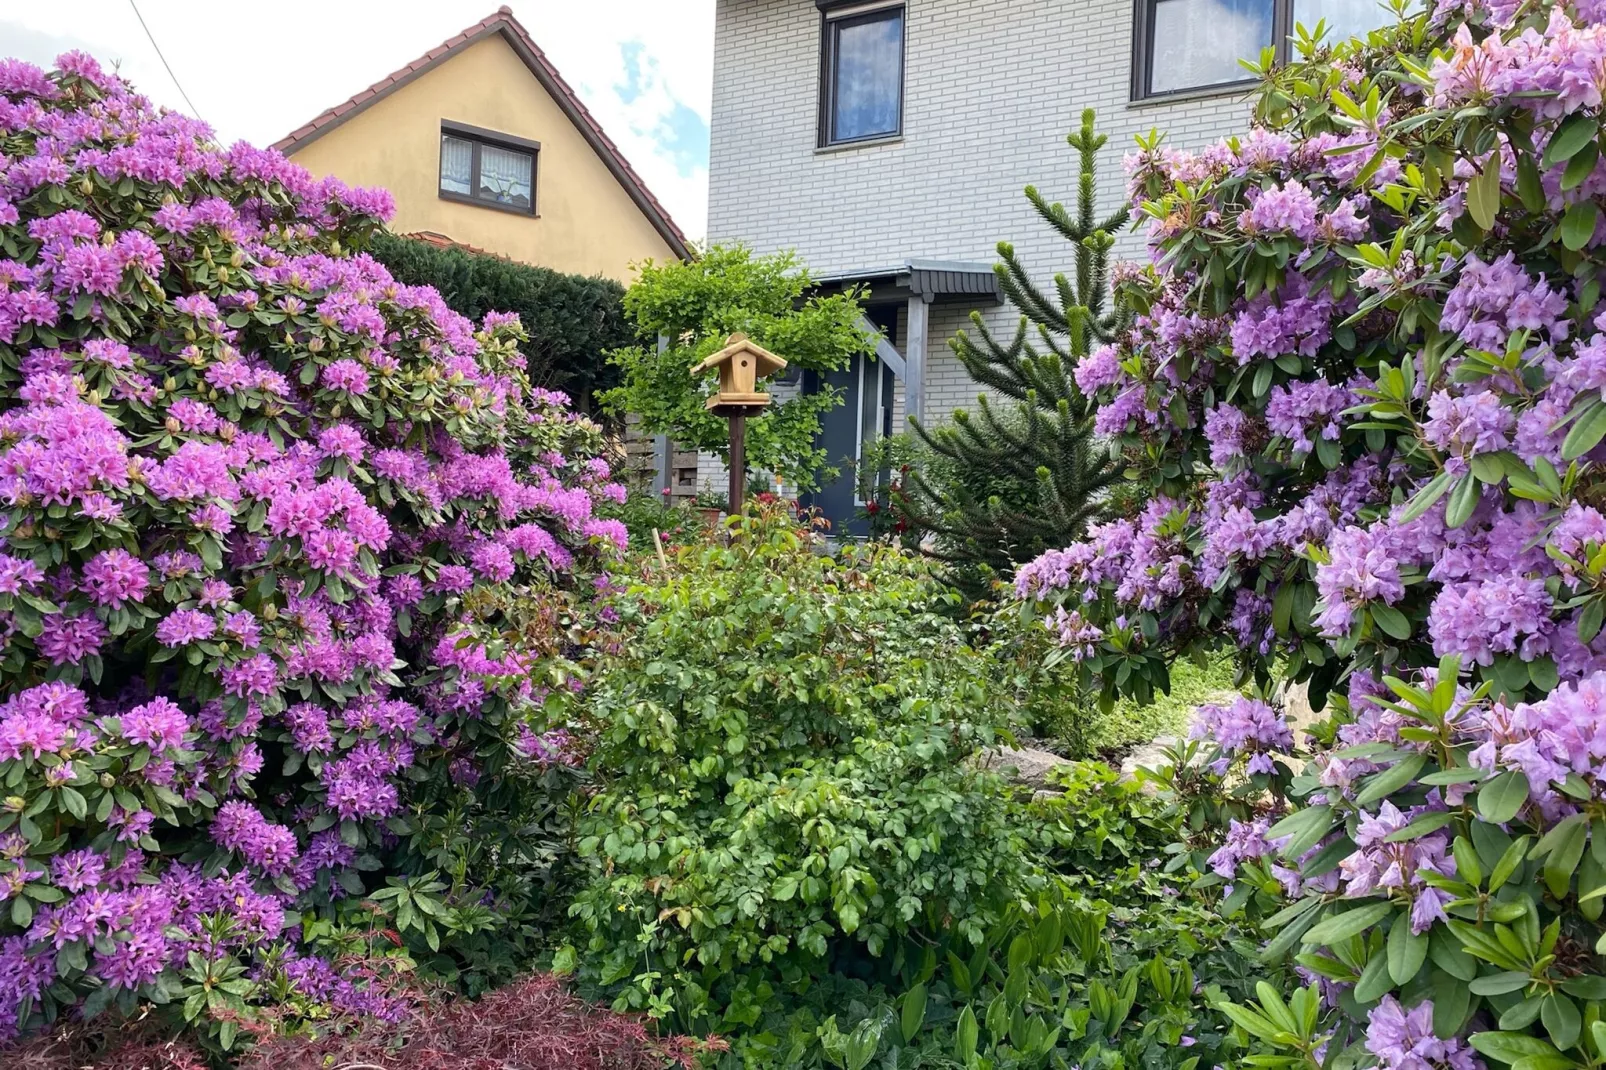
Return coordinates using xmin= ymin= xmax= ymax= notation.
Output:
xmin=694 ymin=334 xmax=787 ymax=519
xmin=728 ymin=412 xmax=746 ymax=515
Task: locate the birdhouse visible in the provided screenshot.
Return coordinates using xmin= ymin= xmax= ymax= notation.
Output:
xmin=694 ymin=332 xmax=787 ymax=411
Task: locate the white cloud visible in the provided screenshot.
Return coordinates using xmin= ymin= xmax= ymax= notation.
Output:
xmin=0 ymin=0 xmax=714 ymax=240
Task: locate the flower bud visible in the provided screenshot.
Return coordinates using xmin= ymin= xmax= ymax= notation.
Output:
xmin=3 ymin=796 xmax=23 ymax=813
xmin=99 ymin=773 xmax=116 ymax=789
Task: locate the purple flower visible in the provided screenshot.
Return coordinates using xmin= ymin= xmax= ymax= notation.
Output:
xmin=80 ymin=548 xmax=150 ymax=608
xmin=155 ymin=609 xmax=215 ymax=646
xmin=119 ymin=697 xmax=191 ymax=753
xmin=1365 ymin=996 xmax=1483 ymax=1070
xmin=36 ymin=612 xmax=105 ymax=664
xmin=0 ymin=710 xmax=66 ymax=761
xmin=1423 ymin=390 xmax=1515 ymax=458
xmin=1190 ymin=697 xmax=1293 ymax=772
xmin=321 ymin=359 xmax=370 ymax=395
xmin=1314 ymin=525 xmax=1407 ymax=636
xmin=316 ymin=424 xmax=366 ymax=463
xmin=1239 ymin=180 xmax=1322 ymax=240
xmin=212 ymin=801 xmax=299 ymax=875
xmin=50 ymin=849 xmax=104 ymax=892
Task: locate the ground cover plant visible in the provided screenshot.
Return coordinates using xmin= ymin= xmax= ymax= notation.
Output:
xmin=1017 ymin=0 xmax=1606 ymax=1065
xmin=0 ymin=53 xmax=628 ymax=1052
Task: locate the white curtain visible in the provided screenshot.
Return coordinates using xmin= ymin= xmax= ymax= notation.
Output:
xmin=832 ymin=11 xmax=903 ymax=142
xmin=1150 ymin=0 xmax=1273 ymax=94
xmin=1292 ymin=0 xmax=1392 ymax=43
xmin=477 ymin=144 xmax=534 ymax=208
xmin=439 ymin=135 xmax=472 ymax=195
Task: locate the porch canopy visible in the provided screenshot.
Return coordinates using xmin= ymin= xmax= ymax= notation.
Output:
xmin=809 ymin=259 xmax=1002 ymax=424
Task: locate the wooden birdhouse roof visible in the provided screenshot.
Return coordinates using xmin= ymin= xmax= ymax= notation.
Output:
xmin=693 ymin=333 xmax=788 ymax=376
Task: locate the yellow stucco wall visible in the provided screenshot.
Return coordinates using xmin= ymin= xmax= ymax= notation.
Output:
xmin=288 ymin=34 xmax=677 ymax=281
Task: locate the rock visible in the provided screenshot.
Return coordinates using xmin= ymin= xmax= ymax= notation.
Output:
xmin=1119 ymin=735 xmax=1178 ymax=781
xmin=1278 ymin=679 xmax=1319 ymax=733
xmin=976 ymin=745 xmax=1074 ymax=788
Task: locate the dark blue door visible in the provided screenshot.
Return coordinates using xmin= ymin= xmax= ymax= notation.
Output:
xmin=801 ymin=351 xmax=895 ymax=538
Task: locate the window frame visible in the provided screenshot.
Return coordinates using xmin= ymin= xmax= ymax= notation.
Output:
xmin=437 ymin=120 xmax=540 ymax=217
xmin=817 ymin=1 xmax=906 ymax=149
xmin=1131 ymin=0 xmax=1372 ymax=102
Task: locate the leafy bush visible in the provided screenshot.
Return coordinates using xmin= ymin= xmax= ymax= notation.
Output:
xmin=1083 ymin=654 xmax=1240 ymax=756
xmin=0 ymin=55 xmax=623 ymax=1048
xmin=977 ymin=591 xmax=1236 ymax=757
xmin=1017 ymin=1 xmax=1606 ymax=1064
xmin=366 ymin=230 xmax=633 ymax=411
xmin=600 ymin=246 xmax=875 ymax=492
xmin=722 ymin=761 xmax=1262 ymax=1070
xmin=566 ymin=504 xmax=1032 ymax=1041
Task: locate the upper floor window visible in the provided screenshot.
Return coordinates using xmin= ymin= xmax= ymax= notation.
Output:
xmin=438 ymin=121 xmax=538 ymax=214
xmin=819 ymin=2 xmax=904 ymax=147
xmin=1132 ymin=0 xmax=1392 ymax=100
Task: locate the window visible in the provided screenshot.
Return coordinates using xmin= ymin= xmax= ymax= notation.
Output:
xmin=438 ymin=121 xmax=538 ymax=214
xmin=819 ymin=3 xmax=904 ymax=147
xmin=1132 ymin=0 xmax=1392 ymax=100
xmin=853 ymin=356 xmax=893 ymax=506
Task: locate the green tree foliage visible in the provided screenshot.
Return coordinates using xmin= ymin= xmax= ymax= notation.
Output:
xmin=891 ymin=109 xmax=1129 ymax=576
xmin=600 ymin=245 xmax=875 ymax=492
xmin=566 ymin=504 xmax=1030 ymax=1037
xmin=365 ymin=230 xmax=633 ymax=410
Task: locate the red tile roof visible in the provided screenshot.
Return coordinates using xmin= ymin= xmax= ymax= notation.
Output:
xmin=273 ymin=5 xmax=691 ymax=260
xmin=401 ymin=230 xmax=502 ymax=258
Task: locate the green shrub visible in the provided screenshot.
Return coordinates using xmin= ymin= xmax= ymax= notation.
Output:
xmin=565 ymin=504 xmax=1030 ymax=1037
xmin=735 ymin=763 xmax=1263 ymax=1070
xmin=981 ymin=600 xmax=1236 ymax=758
xmin=365 ymin=231 xmax=633 ymax=410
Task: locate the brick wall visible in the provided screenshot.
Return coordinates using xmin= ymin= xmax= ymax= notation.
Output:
xmin=708 ymin=0 xmax=1256 ymax=428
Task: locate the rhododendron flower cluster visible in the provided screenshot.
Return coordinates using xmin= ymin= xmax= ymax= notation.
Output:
xmin=0 ymin=56 xmax=618 ymax=1043
xmin=1018 ymin=1 xmax=1606 ymax=1061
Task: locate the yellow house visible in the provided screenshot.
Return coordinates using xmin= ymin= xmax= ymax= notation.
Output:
xmin=274 ymin=5 xmax=690 ymax=280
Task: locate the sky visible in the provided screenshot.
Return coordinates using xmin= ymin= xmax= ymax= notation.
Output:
xmin=0 ymin=0 xmax=716 ymax=240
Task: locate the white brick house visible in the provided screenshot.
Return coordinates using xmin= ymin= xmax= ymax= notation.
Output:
xmin=702 ymin=0 xmax=1388 ymax=531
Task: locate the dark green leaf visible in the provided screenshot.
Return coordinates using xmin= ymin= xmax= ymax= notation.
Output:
xmin=1478 ymin=771 xmax=1530 ymax=825
xmin=1562 ymin=201 xmax=1600 ymax=253
xmin=1446 ymin=474 xmax=1481 ymax=529
xmin=1544 ymin=114 xmax=1600 ymax=167
xmin=1356 ymin=753 xmax=1426 ymax=806
xmin=1388 ymin=918 xmax=1428 ymax=985
xmin=1302 ymin=901 xmax=1394 ymax=946
xmin=1467 ymin=159 xmax=1501 ymax=230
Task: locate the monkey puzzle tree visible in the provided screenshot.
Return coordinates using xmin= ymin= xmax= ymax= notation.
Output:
xmin=887 ymin=109 xmax=1129 ymax=584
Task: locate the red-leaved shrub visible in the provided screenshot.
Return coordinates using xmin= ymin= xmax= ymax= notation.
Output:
xmin=237 ymin=974 xmax=723 ymax=1070
xmin=5 ymin=975 xmax=721 ymax=1069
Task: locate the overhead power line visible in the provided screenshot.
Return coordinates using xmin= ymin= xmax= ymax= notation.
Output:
xmin=127 ymin=0 xmax=205 ymax=123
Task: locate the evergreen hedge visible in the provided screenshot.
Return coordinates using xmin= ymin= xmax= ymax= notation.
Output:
xmin=366 ymin=231 xmax=634 ymax=411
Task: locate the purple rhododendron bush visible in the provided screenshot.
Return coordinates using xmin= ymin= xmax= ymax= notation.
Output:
xmin=1017 ymin=0 xmax=1606 ymax=1066
xmin=0 ymin=53 xmax=632 ymax=1052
